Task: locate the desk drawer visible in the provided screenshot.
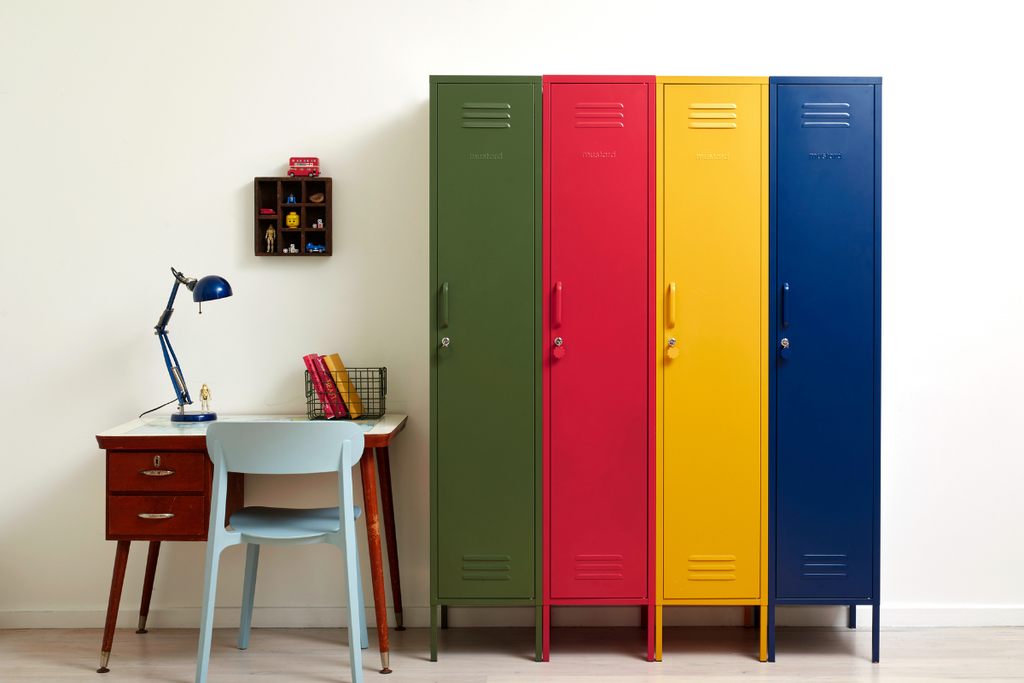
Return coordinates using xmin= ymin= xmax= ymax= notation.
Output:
xmin=108 ymin=495 xmax=206 ymax=537
xmin=109 ymin=451 xmax=206 ymax=493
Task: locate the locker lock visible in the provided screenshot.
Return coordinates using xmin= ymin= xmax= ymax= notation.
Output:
xmin=780 ymin=337 xmax=791 ymax=360
xmin=667 ymin=338 xmax=679 ymax=360
xmin=553 ymin=337 xmax=565 ymax=359
xmin=439 ymin=337 xmax=451 ymax=359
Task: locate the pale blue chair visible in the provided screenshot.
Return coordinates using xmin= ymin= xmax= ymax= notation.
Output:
xmin=196 ymin=421 xmax=368 ymax=683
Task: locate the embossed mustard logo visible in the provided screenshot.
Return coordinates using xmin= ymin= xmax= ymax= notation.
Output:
xmin=469 ymin=152 xmax=503 ymax=160
xmin=582 ymin=151 xmax=616 ymax=158
xmin=695 ymin=153 xmax=729 ymax=160
xmin=809 ymin=152 xmax=842 ymax=160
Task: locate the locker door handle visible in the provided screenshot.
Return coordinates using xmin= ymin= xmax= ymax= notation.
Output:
xmin=441 ymin=282 xmax=449 ymax=328
xmin=781 ymin=282 xmax=790 ymax=329
xmin=553 ymin=282 xmax=562 ymax=328
xmin=667 ymin=282 xmax=676 ymax=329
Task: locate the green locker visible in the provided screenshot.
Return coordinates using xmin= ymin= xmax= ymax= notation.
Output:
xmin=429 ymin=76 xmax=543 ymax=662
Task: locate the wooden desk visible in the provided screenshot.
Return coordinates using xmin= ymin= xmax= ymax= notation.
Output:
xmin=95 ymin=414 xmax=408 ymax=674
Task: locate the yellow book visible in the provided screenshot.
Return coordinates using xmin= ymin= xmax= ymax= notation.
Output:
xmin=323 ymin=353 xmax=364 ymax=418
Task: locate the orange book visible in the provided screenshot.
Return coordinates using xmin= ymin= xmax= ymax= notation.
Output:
xmin=323 ymin=353 xmax=364 ymax=418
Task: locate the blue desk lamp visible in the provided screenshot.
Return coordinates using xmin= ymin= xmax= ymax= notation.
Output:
xmin=154 ymin=267 xmax=233 ymax=422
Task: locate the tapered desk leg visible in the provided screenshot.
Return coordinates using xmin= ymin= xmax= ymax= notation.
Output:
xmin=359 ymin=447 xmax=391 ymax=674
xmin=98 ymin=540 xmax=130 ymax=673
xmin=137 ymin=541 xmax=161 ymax=634
xmin=375 ymin=446 xmax=405 ymax=631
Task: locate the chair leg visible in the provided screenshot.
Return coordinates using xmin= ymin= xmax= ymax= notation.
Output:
xmin=238 ymin=544 xmax=260 ymax=650
xmin=195 ymin=542 xmax=224 ymax=683
xmin=340 ymin=507 xmax=366 ymax=682
xmin=355 ymin=547 xmax=368 ymax=650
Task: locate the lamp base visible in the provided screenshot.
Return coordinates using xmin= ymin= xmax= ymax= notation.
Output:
xmin=171 ymin=412 xmax=217 ymax=422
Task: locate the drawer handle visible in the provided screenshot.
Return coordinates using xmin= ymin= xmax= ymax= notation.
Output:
xmin=137 ymin=513 xmax=175 ymax=520
xmin=139 ymin=469 xmax=176 ymax=477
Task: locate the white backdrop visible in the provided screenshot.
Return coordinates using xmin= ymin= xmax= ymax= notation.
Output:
xmin=1 ymin=0 xmax=1022 ymax=630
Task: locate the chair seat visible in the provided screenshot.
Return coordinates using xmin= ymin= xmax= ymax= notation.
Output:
xmin=229 ymin=505 xmax=362 ymax=541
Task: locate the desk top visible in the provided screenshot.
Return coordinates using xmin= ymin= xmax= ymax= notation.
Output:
xmin=96 ymin=414 xmax=408 ymax=450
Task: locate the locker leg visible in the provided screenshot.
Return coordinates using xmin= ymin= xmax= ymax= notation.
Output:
xmin=758 ymin=606 xmax=767 ymax=662
xmin=872 ymin=603 xmax=880 ymax=663
xmin=440 ymin=604 xmax=448 ymax=629
xmin=542 ymin=603 xmax=550 ymax=662
xmin=654 ymin=605 xmax=663 ymax=662
xmin=744 ymin=605 xmax=754 ymax=628
xmin=848 ymin=605 xmax=857 ymax=629
xmin=430 ymin=605 xmax=438 ymax=662
xmin=646 ymin=603 xmax=655 ymax=662
xmin=640 ymin=604 xmax=648 ymax=628
xmin=767 ymin=604 xmax=776 ymax=662
xmin=534 ymin=605 xmax=543 ymax=662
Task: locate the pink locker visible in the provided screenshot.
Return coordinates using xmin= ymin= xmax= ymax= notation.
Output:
xmin=542 ymin=76 xmax=655 ymax=661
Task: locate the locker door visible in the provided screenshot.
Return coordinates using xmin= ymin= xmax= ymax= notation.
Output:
xmin=436 ymin=83 xmax=537 ymax=599
xmin=663 ymin=84 xmax=762 ymax=600
xmin=775 ymin=84 xmax=875 ymax=599
xmin=549 ymin=82 xmax=649 ymax=599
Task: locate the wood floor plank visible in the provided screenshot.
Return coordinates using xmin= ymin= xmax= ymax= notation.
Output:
xmin=0 ymin=626 xmax=1022 ymax=681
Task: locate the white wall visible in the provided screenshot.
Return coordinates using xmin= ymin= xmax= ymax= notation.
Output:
xmin=1 ymin=0 xmax=1022 ymax=630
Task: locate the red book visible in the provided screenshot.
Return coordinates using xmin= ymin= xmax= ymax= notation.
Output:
xmin=303 ymin=354 xmax=348 ymax=419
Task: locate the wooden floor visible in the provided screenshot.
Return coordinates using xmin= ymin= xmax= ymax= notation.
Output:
xmin=2 ymin=626 xmax=1022 ymax=681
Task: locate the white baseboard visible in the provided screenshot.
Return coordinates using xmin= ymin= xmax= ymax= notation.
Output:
xmin=2 ymin=605 xmax=1023 ymax=630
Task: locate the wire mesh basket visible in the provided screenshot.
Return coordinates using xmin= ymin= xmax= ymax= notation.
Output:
xmin=305 ymin=367 xmax=387 ymax=420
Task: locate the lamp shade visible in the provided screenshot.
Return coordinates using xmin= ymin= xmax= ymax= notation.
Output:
xmin=192 ymin=275 xmax=232 ymax=302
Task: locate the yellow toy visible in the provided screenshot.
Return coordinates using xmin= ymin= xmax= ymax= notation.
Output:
xmin=286 ymin=211 xmax=300 ymax=228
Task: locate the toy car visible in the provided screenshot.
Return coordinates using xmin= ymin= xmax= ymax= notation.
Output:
xmin=288 ymin=157 xmax=320 ymax=177
xmin=260 ymin=208 xmax=276 ymax=215
xmin=306 ymin=243 xmax=326 ymax=253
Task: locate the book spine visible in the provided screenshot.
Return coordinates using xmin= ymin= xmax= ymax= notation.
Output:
xmin=314 ymin=355 xmax=348 ymax=418
xmin=303 ymin=354 xmax=337 ymax=419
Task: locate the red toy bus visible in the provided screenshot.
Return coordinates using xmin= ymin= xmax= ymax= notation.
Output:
xmin=288 ymin=157 xmax=320 ymax=177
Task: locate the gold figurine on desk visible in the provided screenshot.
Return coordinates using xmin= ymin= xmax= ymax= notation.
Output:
xmin=200 ymin=384 xmax=211 ymax=414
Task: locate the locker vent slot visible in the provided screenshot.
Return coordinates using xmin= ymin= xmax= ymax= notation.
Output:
xmin=801 ymin=102 xmax=850 ymax=128
xmin=461 ymin=554 xmax=511 ymax=581
xmin=462 ymin=103 xmax=512 ymax=129
xmin=800 ymin=553 xmax=849 ymax=580
xmin=575 ymin=554 xmax=623 ymax=580
xmin=687 ymin=554 xmax=736 ymax=581
xmin=689 ymin=103 xmax=737 ymax=129
xmin=576 ymin=102 xmax=625 ymax=128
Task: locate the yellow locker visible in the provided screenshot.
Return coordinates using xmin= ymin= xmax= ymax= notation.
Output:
xmin=655 ymin=77 xmax=768 ymax=661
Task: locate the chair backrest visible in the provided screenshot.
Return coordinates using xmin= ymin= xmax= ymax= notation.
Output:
xmin=206 ymin=421 xmax=364 ymax=475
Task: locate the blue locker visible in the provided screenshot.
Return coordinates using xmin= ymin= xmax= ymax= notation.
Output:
xmin=767 ymin=77 xmax=882 ymax=662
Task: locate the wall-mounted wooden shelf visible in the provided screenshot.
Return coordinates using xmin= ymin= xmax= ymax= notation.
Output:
xmin=254 ymin=177 xmax=332 ymax=256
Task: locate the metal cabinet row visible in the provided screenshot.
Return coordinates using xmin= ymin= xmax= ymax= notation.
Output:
xmin=429 ymin=75 xmax=881 ymax=664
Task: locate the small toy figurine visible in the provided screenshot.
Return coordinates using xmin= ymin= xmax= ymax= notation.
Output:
xmin=288 ymin=157 xmax=320 ymax=177
xmin=200 ymin=384 xmax=211 ymax=413
xmin=285 ymin=194 xmax=297 ymax=204
xmin=317 ymin=218 xmax=324 ymax=229
xmin=287 ymin=244 xmax=299 ymax=253
xmin=265 ymin=224 xmax=276 ymax=252
xmin=309 ymin=192 xmax=325 ymax=203
xmin=286 ymin=211 xmax=300 ymax=228
xmin=260 ymin=208 xmax=276 ymax=215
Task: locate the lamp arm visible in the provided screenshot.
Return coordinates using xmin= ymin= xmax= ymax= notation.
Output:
xmin=155 ymin=276 xmax=192 ymax=408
